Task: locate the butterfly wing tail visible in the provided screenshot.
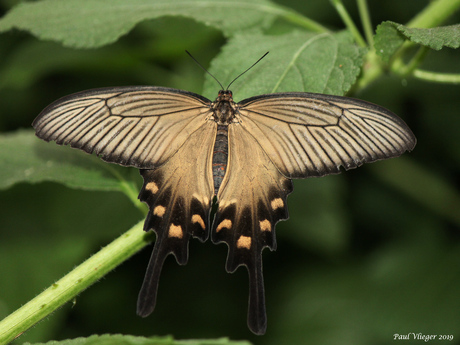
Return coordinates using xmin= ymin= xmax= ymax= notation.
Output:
xmin=137 ymin=236 xmax=168 ymax=317
xmin=247 ymin=257 xmax=267 ymax=335
xmin=136 ymin=169 xmax=185 ymax=317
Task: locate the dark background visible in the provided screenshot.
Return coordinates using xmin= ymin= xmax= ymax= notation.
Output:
xmin=1 ymin=1 xmax=459 ymax=344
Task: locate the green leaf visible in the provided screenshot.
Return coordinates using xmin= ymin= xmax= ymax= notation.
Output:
xmin=0 ymin=0 xmax=300 ymax=48
xmin=397 ymin=23 xmax=460 ymax=50
xmin=0 ymin=129 xmax=129 ymax=191
xmin=374 ymin=21 xmax=406 ymax=63
xmin=203 ymin=31 xmax=365 ymax=100
xmin=375 ymin=21 xmax=460 ymax=62
xmin=23 ymin=334 xmax=252 ymax=345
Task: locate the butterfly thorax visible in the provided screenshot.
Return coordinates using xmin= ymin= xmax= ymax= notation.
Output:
xmin=212 ymin=90 xmax=238 ymax=125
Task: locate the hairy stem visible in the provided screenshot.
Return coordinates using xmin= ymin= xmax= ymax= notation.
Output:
xmin=0 ymin=221 xmax=148 ymax=345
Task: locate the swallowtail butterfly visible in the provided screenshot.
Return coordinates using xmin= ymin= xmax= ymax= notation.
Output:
xmin=33 ymin=55 xmax=416 ymax=334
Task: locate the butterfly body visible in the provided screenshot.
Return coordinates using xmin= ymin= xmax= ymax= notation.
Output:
xmin=208 ymin=90 xmax=239 ymax=193
xmin=33 ymin=84 xmax=416 ymax=335
xmin=212 ymin=125 xmax=229 ymax=192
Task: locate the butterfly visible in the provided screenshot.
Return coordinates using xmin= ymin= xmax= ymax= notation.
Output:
xmin=32 ymin=56 xmax=416 ymax=335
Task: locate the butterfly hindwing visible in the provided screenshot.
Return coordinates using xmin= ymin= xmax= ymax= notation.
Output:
xmin=33 ymin=85 xmax=219 ymax=318
xmin=238 ymin=92 xmax=416 ymax=178
xmin=212 ymin=124 xmax=293 ymax=335
xmin=216 ymin=91 xmax=415 ymax=333
xmin=137 ymin=120 xmax=217 ymax=317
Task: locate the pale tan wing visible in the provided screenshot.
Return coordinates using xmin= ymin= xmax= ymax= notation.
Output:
xmin=137 ymin=120 xmax=217 ymax=318
xmin=33 ymin=86 xmax=213 ymax=169
xmin=211 ymin=124 xmax=293 ymax=335
xmin=237 ymin=92 xmax=416 ymax=178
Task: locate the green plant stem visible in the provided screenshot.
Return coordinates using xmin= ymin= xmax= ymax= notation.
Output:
xmin=330 ymin=0 xmax=366 ymax=47
xmin=0 ymin=221 xmax=149 ymax=345
xmin=392 ymin=45 xmax=430 ymax=76
xmin=406 ymin=0 xmax=460 ymax=28
xmin=393 ymin=0 xmax=460 ymax=74
xmin=412 ymin=69 xmax=460 ymax=84
xmin=100 ymin=163 xmax=147 ymax=214
xmin=279 ymin=8 xmax=329 ymax=32
xmin=352 ymin=49 xmax=381 ymax=93
xmin=119 ymin=179 xmax=148 ymax=214
xmin=391 ymin=0 xmax=460 ymax=71
xmin=356 ymin=0 xmax=374 ymax=46
xmin=356 ymin=0 xmax=460 ymax=91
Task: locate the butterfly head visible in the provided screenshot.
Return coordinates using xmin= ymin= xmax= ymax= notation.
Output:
xmin=217 ymin=90 xmax=233 ymax=101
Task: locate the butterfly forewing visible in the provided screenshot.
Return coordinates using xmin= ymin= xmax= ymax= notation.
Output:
xmin=33 ymin=86 xmax=213 ymax=169
xmin=238 ymin=92 xmax=416 ymax=178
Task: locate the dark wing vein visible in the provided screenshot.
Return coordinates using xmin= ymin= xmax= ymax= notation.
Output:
xmin=238 ymin=92 xmax=416 ymax=178
xmin=33 ymin=86 xmax=213 ymax=169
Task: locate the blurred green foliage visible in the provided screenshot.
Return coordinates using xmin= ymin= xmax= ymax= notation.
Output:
xmin=0 ymin=0 xmax=459 ymax=344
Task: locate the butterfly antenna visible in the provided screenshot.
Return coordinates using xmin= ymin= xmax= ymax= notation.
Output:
xmin=226 ymin=51 xmax=269 ymax=90
xmin=186 ymin=50 xmax=224 ymax=90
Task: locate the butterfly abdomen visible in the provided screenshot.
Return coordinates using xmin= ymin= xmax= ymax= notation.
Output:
xmin=212 ymin=125 xmax=229 ymax=194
